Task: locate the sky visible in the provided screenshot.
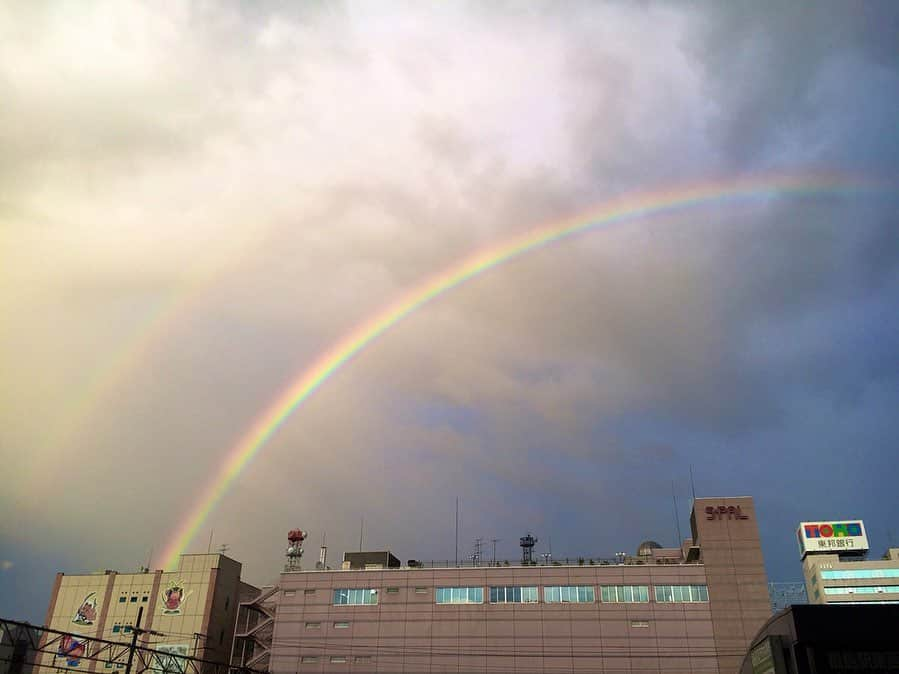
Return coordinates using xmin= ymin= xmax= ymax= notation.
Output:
xmin=1 ymin=1 xmax=898 ymax=623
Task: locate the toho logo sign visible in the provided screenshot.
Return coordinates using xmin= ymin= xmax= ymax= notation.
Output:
xmin=803 ymin=522 xmax=863 ymax=538
xmin=797 ymin=520 xmax=869 ymax=558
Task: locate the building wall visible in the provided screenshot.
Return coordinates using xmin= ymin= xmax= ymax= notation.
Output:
xmin=270 ymin=564 xmax=717 ymax=674
xmin=690 ymin=496 xmax=771 ymax=674
xmin=802 ymin=547 xmax=899 ymax=605
xmin=41 ymin=554 xmax=251 ymax=671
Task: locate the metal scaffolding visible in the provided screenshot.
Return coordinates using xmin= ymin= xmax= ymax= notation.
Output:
xmin=0 ymin=617 xmax=265 ymax=674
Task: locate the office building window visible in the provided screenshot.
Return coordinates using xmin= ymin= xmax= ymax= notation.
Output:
xmin=130 ymin=596 xmax=138 ymax=603
xmin=436 ymin=587 xmax=483 ymax=604
xmin=141 ymin=596 xmax=148 ymax=602
xmin=823 ymin=585 xmax=899 ymax=595
xmin=333 ymin=588 xmax=378 ymax=605
xmin=600 ymin=585 xmax=650 ymax=603
xmin=355 ymin=656 xmax=372 ymax=663
xmin=489 ymin=586 xmax=538 ymax=604
xmin=119 ymin=597 xmax=126 ymax=603
xmin=304 ymin=589 xmax=315 ymax=595
xmin=821 ymin=569 xmax=899 ymax=580
xmin=414 ymin=587 xmax=427 ymax=594
xmin=544 ymin=586 xmax=595 ymax=603
xmin=631 ymin=620 xmax=650 ymax=628
xmin=330 ymin=656 xmax=347 ymax=663
xmin=304 ymin=622 xmax=320 ymax=630
xmin=386 ymin=587 xmax=400 ymax=594
xmin=333 ymin=621 xmax=350 ymax=629
xmin=654 ymin=585 xmax=709 ymax=602
xmin=300 ymin=656 xmax=318 ymax=663
xmin=283 ymin=590 xmax=296 ymax=597
xmin=112 ymin=625 xmax=121 ymax=633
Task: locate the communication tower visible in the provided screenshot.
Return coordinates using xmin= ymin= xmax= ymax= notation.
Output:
xmin=520 ymin=533 xmax=537 ymax=565
xmin=286 ymin=529 xmax=307 ymax=571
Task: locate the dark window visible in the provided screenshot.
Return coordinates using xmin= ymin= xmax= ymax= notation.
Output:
xmin=219 ymin=629 xmax=224 ymax=644
xmin=130 ymin=596 xmax=138 ymax=602
xmin=119 ymin=597 xmax=126 ymax=603
xmin=141 ymin=596 xmax=148 ymax=602
xmin=112 ymin=625 xmax=120 ymax=633
xmin=123 ymin=626 xmax=132 ymax=634
xmin=386 ymin=587 xmax=399 ymax=594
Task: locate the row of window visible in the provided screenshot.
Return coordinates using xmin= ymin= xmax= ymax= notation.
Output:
xmin=118 ymin=596 xmax=148 ymax=603
xmin=821 ymin=569 xmax=899 ymax=580
xmin=300 ymin=656 xmax=372 ymax=664
xmin=823 ymin=585 xmax=899 ymax=596
xmin=333 ymin=588 xmax=378 ymax=605
xmin=489 ymin=586 xmax=539 ymax=604
xmin=332 ymin=585 xmax=709 ymax=606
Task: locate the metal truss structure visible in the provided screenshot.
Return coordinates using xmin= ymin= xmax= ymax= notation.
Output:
xmin=0 ymin=618 xmax=265 ymax=674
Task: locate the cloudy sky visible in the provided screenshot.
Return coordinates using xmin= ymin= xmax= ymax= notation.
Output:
xmin=1 ymin=1 xmax=898 ymax=622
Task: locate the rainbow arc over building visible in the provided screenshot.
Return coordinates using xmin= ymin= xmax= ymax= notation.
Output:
xmin=159 ymin=170 xmax=892 ymax=569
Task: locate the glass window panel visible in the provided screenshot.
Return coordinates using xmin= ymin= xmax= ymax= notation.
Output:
xmin=621 ymin=586 xmax=633 ymax=602
xmin=698 ymin=585 xmax=709 ymax=601
xmin=601 ymin=586 xmax=611 ymax=603
xmin=585 ymin=586 xmax=595 ymax=602
xmin=638 ymin=586 xmax=649 ymax=602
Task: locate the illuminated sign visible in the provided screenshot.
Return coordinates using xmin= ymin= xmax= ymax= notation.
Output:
xmin=705 ymin=505 xmax=749 ymax=521
xmin=797 ymin=520 xmax=869 ymax=558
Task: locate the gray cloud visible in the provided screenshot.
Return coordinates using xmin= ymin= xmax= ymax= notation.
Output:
xmin=1 ymin=1 xmax=897 ymax=618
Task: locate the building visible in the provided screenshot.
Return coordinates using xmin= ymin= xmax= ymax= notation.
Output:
xmin=739 ymin=604 xmax=899 ymax=674
xmin=798 ymin=519 xmax=899 ymax=605
xmin=257 ymin=496 xmax=770 ymax=674
xmin=41 ymin=553 xmax=256 ymax=671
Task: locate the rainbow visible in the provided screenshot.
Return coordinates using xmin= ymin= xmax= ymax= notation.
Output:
xmin=159 ymin=171 xmax=892 ymax=569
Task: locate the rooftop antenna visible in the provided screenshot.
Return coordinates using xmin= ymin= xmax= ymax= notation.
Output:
xmin=286 ymin=529 xmax=307 ymax=571
xmin=207 ymin=530 xmax=214 ymax=554
xmin=359 ymin=517 xmax=364 ymax=552
xmin=491 ymin=538 xmax=501 ymax=566
xmin=520 ymin=533 xmax=537 ymax=565
xmin=455 ymin=498 xmax=460 ymax=567
xmin=472 ymin=538 xmax=484 ymax=567
xmin=218 ymin=544 xmax=229 ymax=556
xmin=317 ymin=532 xmax=328 ymax=570
xmin=672 ymin=481 xmax=683 ymax=547
xmin=689 ymin=465 xmax=697 ymax=502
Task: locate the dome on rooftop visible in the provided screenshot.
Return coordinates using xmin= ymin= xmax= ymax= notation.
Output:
xmin=637 ymin=540 xmax=662 ymax=557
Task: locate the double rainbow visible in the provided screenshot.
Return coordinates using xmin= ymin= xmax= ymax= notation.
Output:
xmin=159 ymin=171 xmax=891 ymax=569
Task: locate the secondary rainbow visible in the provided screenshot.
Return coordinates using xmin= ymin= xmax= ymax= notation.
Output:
xmin=160 ymin=171 xmax=891 ymax=569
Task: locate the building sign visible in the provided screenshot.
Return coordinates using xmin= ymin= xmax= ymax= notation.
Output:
xmin=705 ymin=505 xmax=749 ymax=521
xmin=751 ymin=639 xmax=776 ymax=674
xmin=797 ymin=520 xmax=869 ymax=558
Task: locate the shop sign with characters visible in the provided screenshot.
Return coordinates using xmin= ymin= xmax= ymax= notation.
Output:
xmin=797 ymin=520 xmax=869 ymax=558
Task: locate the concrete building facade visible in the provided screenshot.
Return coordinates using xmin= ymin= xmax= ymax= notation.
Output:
xmin=41 ymin=553 xmax=255 ymax=671
xmin=264 ymin=496 xmax=770 ymax=674
xmin=802 ymin=547 xmax=899 ymax=606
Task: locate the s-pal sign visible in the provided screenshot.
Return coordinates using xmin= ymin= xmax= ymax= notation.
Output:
xmin=797 ymin=520 xmax=869 ymax=558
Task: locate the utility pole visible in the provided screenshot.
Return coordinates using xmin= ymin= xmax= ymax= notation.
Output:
xmin=125 ymin=606 xmax=165 ymax=674
xmin=124 ymin=606 xmax=143 ymax=674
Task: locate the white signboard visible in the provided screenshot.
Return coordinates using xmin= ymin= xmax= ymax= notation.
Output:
xmin=797 ymin=520 xmax=868 ymax=558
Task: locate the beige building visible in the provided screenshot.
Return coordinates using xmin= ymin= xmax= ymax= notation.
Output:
xmin=802 ymin=547 xmax=899 ymax=605
xmin=42 ymin=553 xmax=256 ymax=671
xmin=260 ymin=496 xmax=770 ymax=674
